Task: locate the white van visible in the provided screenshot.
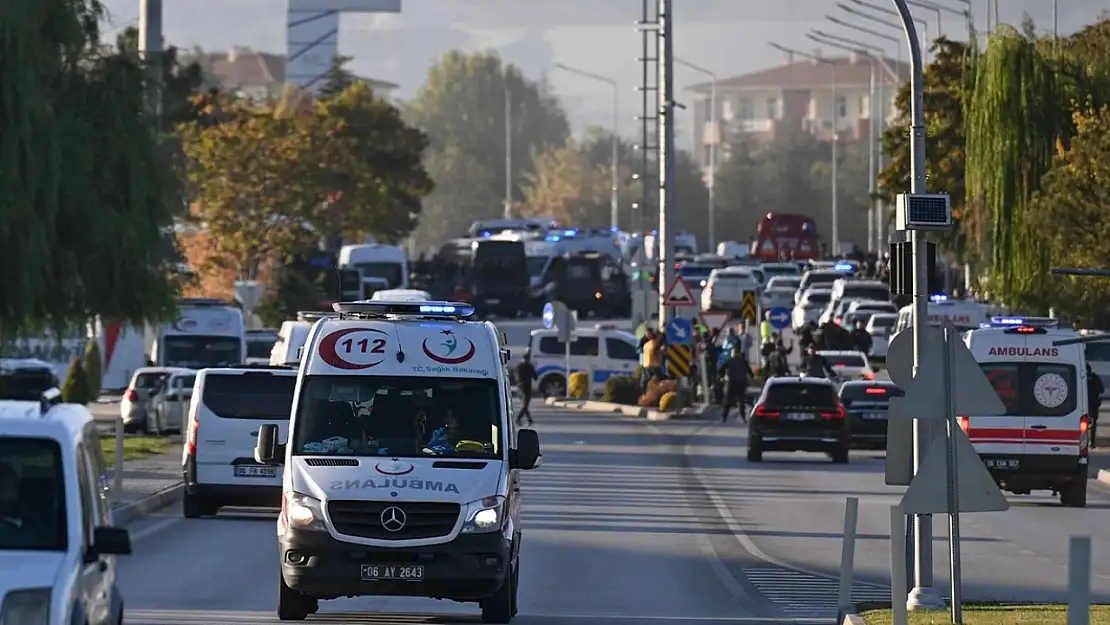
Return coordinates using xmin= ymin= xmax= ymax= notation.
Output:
xmin=338 ymin=243 xmax=409 ymax=290
xmin=527 ymin=325 xmax=640 ymax=397
xmin=0 ymin=388 xmax=132 ymax=625
xmin=891 ymin=297 xmax=1003 ymax=337
xmin=963 ymin=317 xmax=1090 ymax=507
xmin=148 ymin=299 xmax=246 ymax=369
xmin=270 ymin=312 xmax=331 ymax=366
xmin=182 ymin=366 xmax=298 ymax=517
xmin=253 ymin=300 xmax=541 ymax=622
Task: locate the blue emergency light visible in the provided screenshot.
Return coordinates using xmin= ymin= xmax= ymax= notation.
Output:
xmin=834 ymin=262 xmax=854 ymax=272
xmin=987 ymin=316 xmax=1059 ymax=328
xmin=333 ymin=300 xmax=475 ymax=319
xmin=930 ymin=293 xmax=949 ymax=302
xmin=562 ymin=229 xmax=577 ymax=236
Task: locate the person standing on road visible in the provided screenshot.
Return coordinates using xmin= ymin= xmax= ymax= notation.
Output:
xmin=850 ymin=319 xmax=873 ymax=355
xmin=720 ymin=346 xmax=754 ymax=423
xmin=1088 ymin=363 xmax=1103 ymax=447
xmin=514 ymin=352 xmax=538 ymax=425
xmin=760 ymin=311 xmax=773 ymax=343
xmin=802 ymin=345 xmax=837 ymax=380
xmin=642 ymin=330 xmax=664 ymax=390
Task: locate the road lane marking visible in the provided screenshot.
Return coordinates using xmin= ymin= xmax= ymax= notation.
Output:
xmin=128 ymin=516 xmax=182 ymax=542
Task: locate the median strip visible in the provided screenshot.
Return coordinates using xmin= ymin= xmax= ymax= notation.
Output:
xmin=858 ymin=603 xmax=1110 ymax=624
xmin=100 ymin=435 xmax=174 ymax=465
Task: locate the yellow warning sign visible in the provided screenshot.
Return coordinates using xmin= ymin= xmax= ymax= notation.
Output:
xmin=740 ymin=291 xmax=759 ymax=324
xmin=667 ymin=344 xmax=692 ymax=377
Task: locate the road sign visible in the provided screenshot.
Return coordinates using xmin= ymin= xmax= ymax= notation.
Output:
xmin=885 ymin=329 xmax=917 ymax=387
xmin=768 ymin=306 xmax=791 ymax=330
xmin=542 ymin=303 xmax=555 ymax=329
xmin=884 ymin=409 xmax=914 ymax=486
xmin=233 ymin=280 xmax=263 ymax=310
xmin=667 ymin=343 xmax=692 ymax=377
xmin=887 ymin=323 xmax=1006 ymax=421
xmin=739 ymin=291 xmax=759 ymax=323
xmin=666 ymin=318 xmax=693 ymax=345
xmin=663 ymin=276 xmax=698 ymax=307
xmin=549 ymin=302 xmax=576 ymax=343
xmin=699 ymin=311 xmax=731 ymax=333
xmin=899 ymin=427 xmax=1009 ymax=514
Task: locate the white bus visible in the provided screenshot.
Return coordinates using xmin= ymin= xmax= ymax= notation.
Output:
xmin=148 ymin=299 xmax=246 ymax=369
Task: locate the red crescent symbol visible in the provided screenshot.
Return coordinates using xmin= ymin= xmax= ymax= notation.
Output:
xmin=375 ymin=462 xmax=414 ymax=476
xmin=422 ymin=338 xmax=476 ymax=364
xmin=318 ymin=328 xmax=386 ymax=370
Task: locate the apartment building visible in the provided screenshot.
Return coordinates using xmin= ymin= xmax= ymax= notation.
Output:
xmin=686 ymin=51 xmax=907 ymax=175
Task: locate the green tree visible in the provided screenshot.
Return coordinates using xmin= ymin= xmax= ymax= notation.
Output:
xmin=317 ymin=55 xmax=358 ymax=100
xmin=82 ymin=340 xmax=102 ymax=400
xmin=405 ymin=51 xmax=571 ymax=247
xmin=879 ymin=37 xmax=973 ymax=259
xmin=62 ymin=359 xmax=91 ymax=405
xmin=0 ymin=0 xmax=183 ymax=336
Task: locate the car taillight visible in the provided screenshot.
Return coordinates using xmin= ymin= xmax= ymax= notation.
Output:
xmin=753 ymin=404 xmax=780 ymax=417
xmin=1080 ymin=414 xmax=1089 ymax=457
xmin=821 ymin=405 xmax=847 ymax=419
xmin=958 ymin=416 xmax=969 ymax=432
xmin=185 ymin=409 xmax=200 ymax=456
xmin=125 ymin=389 xmax=138 ymax=402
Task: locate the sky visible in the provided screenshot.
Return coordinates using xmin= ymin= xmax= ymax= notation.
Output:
xmin=100 ymin=0 xmax=1110 ymax=141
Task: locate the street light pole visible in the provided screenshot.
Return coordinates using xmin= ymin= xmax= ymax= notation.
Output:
xmin=554 ymin=63 xmax=622 ymax=229
xmin=675 ymin=58 xmax=717 ymax=250
xmin=504 ymin=68 xmax=513 ymax=219
xmin=768 ymin=43 xmax=838 ymax=254
xmin=833 ymin=6 xmax=929 ymax=63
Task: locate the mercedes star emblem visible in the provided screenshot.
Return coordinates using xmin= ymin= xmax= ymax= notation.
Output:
xmin=380 ymin=506 xmax=406 ymax=532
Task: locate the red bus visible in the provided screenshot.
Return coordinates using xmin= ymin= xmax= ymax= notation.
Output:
xmin=752 ymin=213 xmax=821 ymax=261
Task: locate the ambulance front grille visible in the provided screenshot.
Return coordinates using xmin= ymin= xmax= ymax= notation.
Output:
xmin=328 ymin=500 xmax=460 ymax=540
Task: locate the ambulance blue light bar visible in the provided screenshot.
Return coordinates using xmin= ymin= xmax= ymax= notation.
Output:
xmin=834 ymin=262 xmax=854 ymax=272
xmin=987 ymin=316 xmax=1059 ymax=328
xmin=332 ymin=300 xmax=475 ymax=318
xmin=930 ymin=294 xmax=948 ymax=302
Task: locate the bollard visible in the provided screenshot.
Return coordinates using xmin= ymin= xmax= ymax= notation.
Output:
xmin=114 ymin=414 xmax=124 ymax=503
xmin=1067 ymin=535 xmax=1092 ymax=625
xmin=837 ymin=497 xmax=860 ymax=616
xmin=889 ymin=506 xmax=909 ymax=625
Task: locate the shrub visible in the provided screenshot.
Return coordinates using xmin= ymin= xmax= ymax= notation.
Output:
xmin=82 ymin=340 xmax=102 ymax=400
xmin=602 ymin=376 xmax=640 ymax=405
xmin=568 ymin=371 xmax=590 ymax=399
xmin=638 ymin=378 xmax=677 ymax=407
xmin=61 ymin=359 xmax=91 ymax=405
xmin=658 ymin=391 xmax=679 ymax=412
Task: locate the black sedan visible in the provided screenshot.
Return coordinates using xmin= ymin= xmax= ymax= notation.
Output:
xmin=839 ymin=380 xmax=904 ymax=450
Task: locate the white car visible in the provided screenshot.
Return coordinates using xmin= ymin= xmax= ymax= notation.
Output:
xmin=758 ymin=262 xmax=801 ymax=279
xmin=371 ymin=289 xmax=432 ymax=302
xmin=0 ymin=388 xmax=132 ymax=625
xmin=818 ymin=350 xmax=875 ymax=381
xmin=120 ymin=366 xmax=196 ymax=434
xmin=765 ymin=275 xmax=801 ymax=292
xmin=792 ymin=286 xmax=832 ymax=330
xmin=702 ymin=267 xmax=761 ymax=311
xmin=866 ymin=312 xmax=898 ymax=360
xmin=529 ymin=325 xmax=640 ymax=397
xmin=847 ymin=299 xmax=898 ymax=316
xmin=760 ymin=287 xmax=796 ymax=312
xmin=182 ymin=365 xmax=297 ymax=518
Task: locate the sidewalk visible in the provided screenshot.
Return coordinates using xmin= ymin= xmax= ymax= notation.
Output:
xmin=108 ymin=442 xmax=183 ymax=525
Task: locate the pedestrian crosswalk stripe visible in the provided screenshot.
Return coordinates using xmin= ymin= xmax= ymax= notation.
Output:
xmin=742 ymin=566 xmax=896 ymax=621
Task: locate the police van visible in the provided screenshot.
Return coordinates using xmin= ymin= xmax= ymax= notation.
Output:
xmin=963 ymin=317 xmax=1091 ymax=507
xmin=0 ymin=388 xmax=132 ymax=625
xmin=527 ymin=325 xmax=640 ymax=397
xmin=253 ymin=301 xmax=541 ymax=622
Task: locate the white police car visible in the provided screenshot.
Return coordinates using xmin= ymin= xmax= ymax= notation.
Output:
xmin=528 ymin=325 xmax=640 ymax=397
xmin=0 ymin=388 xmax=132 ymax=625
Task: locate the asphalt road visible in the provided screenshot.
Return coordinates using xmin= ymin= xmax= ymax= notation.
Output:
xmin=116 ymin=406 xmax=831 ymax=625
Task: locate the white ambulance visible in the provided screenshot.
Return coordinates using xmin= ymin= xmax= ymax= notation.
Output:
xmin=962 ymin=316 xmax=1090 ymax=507
xmin=253 ymin=300 xmax=541 ymax=623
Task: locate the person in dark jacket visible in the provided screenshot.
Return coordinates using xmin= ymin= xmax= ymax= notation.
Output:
xmin=514 ymin=352 xmax=538 ymax=425
xmin=1088 ymin=363 xmax=1104 ymax=447
xmin=850 ymin=319 xmax=873 ymax=355
xmin=802 ymin=345 xmax=838 ymax=379
xmin=720 ymin=346 xmax=754 ymax=423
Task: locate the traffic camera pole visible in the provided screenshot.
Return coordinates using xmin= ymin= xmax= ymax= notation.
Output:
xmin=656 ymin=0 xmax=677 ymax=326
xmin=892 ymin=0 xmax=946 ymax=612
xmin=139 ymin=0 xmax=164 ymax=132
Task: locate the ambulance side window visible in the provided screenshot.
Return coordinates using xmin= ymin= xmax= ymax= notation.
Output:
xmin=981 ymin=363 xmax=1020 ymax=415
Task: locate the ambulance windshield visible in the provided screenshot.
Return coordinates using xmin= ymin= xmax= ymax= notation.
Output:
xmin=291 ymin=376 xmax=502 ymax=459
xmin=980 ymin=362 xmax=1077 ymax=417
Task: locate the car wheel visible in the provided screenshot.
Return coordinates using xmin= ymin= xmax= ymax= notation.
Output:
xmin=830 ymin=443 xmax=850 ymax=464
xmin=277 ymin=570 xmax=316 ymax=621
xmin=746 ymin=438 xmax=763 ymax=463
xmin=183 ymin=491 xmax=219 ymax=518
xmin=540 ymin=375 xmax=566 ymax=398
xmin=1060 ymin=478 xmax=1088 ymax=508
xmin=479 ymin=563 xmax=515 ymax=623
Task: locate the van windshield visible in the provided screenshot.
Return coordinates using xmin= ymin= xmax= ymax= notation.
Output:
xmin=980 ymin=362 xmax=1077 ymax=417
xmin=162 ymin=336 xmax=241 ymax=369
xmin=291 ymin=376 xmax=502 ymax=459
xmin=0 ymin=437 xmax=66 ymax=551
xmin=353 ymin=262 xmax=403 ymax=289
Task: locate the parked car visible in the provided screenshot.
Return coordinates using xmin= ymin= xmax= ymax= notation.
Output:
xmin=120 ymin=366 xmax=196 ymax=434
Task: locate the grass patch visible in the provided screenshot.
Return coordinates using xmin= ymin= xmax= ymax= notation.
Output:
xmin=99 ymin=436 xmax=174 ymax=465
xmin=861 ymin=604 xmax=1110 ymax=624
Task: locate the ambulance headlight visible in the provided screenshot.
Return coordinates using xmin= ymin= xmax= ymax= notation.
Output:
xmin=0 ymin=588 xmax=50 ymax=625
xmin=462 ymin=495 xmax=506 ymax=533
xmin=283 ymin=492 xmax=326 ymax=532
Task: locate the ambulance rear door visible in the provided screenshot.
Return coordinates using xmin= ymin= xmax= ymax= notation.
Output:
xmin=1020 ymin=337 xmax=1083 ymax=459
xmin=966 ymin=331 xmax=1028 ymax=459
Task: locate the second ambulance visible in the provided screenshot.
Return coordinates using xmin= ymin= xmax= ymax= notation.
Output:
xmin=963 ymin=317 xmax=1090 ymax=507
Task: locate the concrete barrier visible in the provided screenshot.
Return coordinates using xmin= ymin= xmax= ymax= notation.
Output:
xmin=112 ymin=482 xmax=184 ymax=526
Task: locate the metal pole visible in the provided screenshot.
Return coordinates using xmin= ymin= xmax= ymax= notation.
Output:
xmin=138 ymin=0 xmax=164 ymax=130
xmin=1068 ymin=536 xmax=1092 ymax=625
xmin=708 ymin=76 xmax=717 ymax=251
xmin=1052 ymin=0 xmax=1058 ymax=54
xmin=657 ymin=0 xmax=676 ymax=326
xmin=837 ymin=497 xmax=860 ymax=615
xmin=640 ymin=0 xmax=652 ymax=236
xmin=892 ymin=0 xmax=945 ymax=610
xmin=611 ymin=84 xmax=620 ymax=230
xmin=877 ymin=68 xmax=886 ymax=248
xmin=944 ymin=327 xmax=963 ymax=623
xmin=867 ymin=59 xmax=876 ymax=253
xmin=504 ymin=72 xmax=513 ymax=219
xmin=889 ymin=506 xmax=910 ymax=625
xmin=831 ymin=62 xmax=839 ymax=256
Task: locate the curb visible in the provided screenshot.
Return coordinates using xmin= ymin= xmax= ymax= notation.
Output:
xmin=543 ymin=397 xmax=715 ymax=421
xmin=112 ymin=482 xmax=184 ymax=526
xmin=841 ymin=614 xmax=866 ymax=625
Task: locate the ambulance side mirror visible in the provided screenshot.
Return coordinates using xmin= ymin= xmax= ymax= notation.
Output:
xmin=255 ymin=424 xmax=285 ymax=466
xmin=513 ymin=429 xmax=541 ymax=470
